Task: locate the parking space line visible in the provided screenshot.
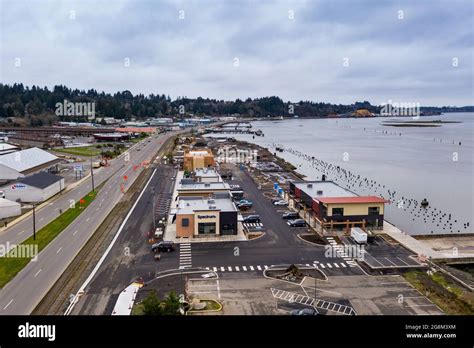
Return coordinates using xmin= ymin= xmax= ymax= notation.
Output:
xmin=56 ymin=247 xmax=62 ymax=254
xmin=34 ymin=269 xmax=42 ymax=278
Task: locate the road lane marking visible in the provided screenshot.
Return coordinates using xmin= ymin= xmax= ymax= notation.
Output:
xmin=34 ymin=269 xmax=42 ymax=278
xmin=86 ymin=218 xmax=90 ymax=222
xmin=3 ymin=299 xmax=14 ymax=310
xmin=18 ymin=230 xmax=25 ymax=235
xmin=39 ymin=218 xmax=44 ymax=222
xmin=56 ymin=247 xmax=62 ymax=254
xmin=73 ymin=230 xmax=78 ymax=236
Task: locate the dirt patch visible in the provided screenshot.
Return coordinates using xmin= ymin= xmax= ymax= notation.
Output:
xmin=266 ymin=265 xmax=325 ymax=283
xmin=299 ymin=233 xmax=326 ymax=245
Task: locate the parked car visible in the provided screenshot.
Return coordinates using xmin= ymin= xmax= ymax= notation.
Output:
xmin=151 ymin=241 xmax=175 ymax=252
xmin=237 ymin=202 xmax=253 ymax=210
xmin=290 ymin=308 xmax=318 ymax=316
xmin=282 ymin=211 xmax=299 ymax=220
xmin=273 ymin=200 xmax=288 ymax=206
xmin=287 ymin=219 xmax=307 ymax=227
xmin=230 ymin=185 xmax=243 ymax=191
xmin=271 ymin=198 xmax=282 ymax=204
xmin=237 ymin=199 xmax=252 ymax=205
xmin=243 ymin=215 xmax=261 ymax=223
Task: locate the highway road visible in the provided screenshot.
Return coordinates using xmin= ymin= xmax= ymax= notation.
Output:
xmin=0 ymin=141 xmax=140 ymax=254
xmin=0 ymin=130 xmax=179 ymax=314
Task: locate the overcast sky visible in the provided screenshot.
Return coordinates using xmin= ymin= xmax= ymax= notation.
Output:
xmin=0 ymin=0 xmax=472 ymax=106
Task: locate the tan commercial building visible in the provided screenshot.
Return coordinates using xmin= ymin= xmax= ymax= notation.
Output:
xmin=175 ymin=194 xmax=238 ymax=238
xmin=289 ymin=181 xmax=386 ymax=229
xmin=184 ymin=149 xmax=215 ymax=171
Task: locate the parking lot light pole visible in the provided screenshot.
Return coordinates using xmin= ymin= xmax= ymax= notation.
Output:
xmin=32 ymin=203 xmax=36 ymax=240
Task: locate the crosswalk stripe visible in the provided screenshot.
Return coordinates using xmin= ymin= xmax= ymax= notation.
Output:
xmin=205 ymin=267 xmax=210 ymax=270
xmin=257 ymin=266 xmax=262 ymax=271
xmin=334 ymin=263 xmax=339 ymax=268
xmin=305 ymin=264 xmax=310 ymax=267
xmin=326 ymin=263 xmax=333 ymax=268
xmin=213 ymin=267 xmax=217 ymax=272
xmin=228 ymin=266 xmax=232 ymax=271
xmin=242 ymin=266 xmax=247 ymax=271
xmin=220 ymin=267 xmax=225 ymax=272
xmin=320 ymin=264 xmax=325 ymax=268
xmin=340 ymin=263 xmax=347 ymax=268
xmin=249 ymin=266 xmax=254 ymax=271
xmin=264 ymin=265 xmax=268 ymax=269
xmin=235 ymin=266 xmax=240 ymax=271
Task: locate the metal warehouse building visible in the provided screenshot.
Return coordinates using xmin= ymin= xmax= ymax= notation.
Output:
xmin=0 ymin=198 xmax=21 ymax=220
xmin=0 ymin=147 xmax=62 ymax=181
xmin=2 ymin=172 xmax=65 ymax=203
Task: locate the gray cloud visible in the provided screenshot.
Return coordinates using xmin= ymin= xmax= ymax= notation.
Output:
xmin=0 ymin=0 xmax=472 ymax=106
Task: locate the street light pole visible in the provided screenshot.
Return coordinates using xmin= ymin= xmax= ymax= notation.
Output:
xmin=90 ymin=158 xmax=95 ymax=192
xmin=32 ymin=203 xmax=36 ymax=240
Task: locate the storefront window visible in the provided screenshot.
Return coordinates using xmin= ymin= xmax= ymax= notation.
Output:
xmin=198 ymin=222 xmax=216 ymax=234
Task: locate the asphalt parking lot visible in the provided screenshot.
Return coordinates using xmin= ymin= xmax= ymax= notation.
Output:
xmin=341 ymin=235 xmax=423 ymax=270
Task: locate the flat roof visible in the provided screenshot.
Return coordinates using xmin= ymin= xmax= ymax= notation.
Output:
xmin=318 ymin=196 xmax=387 ymax=204
xmin=178 ymin=181 xmax=230 ymax=191
xmin=294 ymin=181 xmax=357 ymax=198
xmin=176 ymin=195 xmax=237 ymax=214
xmin=186 ymin=150 xmax=212 ymax=156
xmin=19 ymin=171 xmax=64 ymax=189
xmin=0 ymin=198 xmax=21 ymax=208
xmin=0 ymin=143 xmax=18 ymax=151
xmin=194 ymin=168 xmax=219 ymax=177
xmin=0 ymin=147 xmax=59 ymax=173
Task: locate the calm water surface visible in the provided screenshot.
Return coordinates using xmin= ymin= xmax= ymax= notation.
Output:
xmin=209 ymin=113 xmax=474 ymax=235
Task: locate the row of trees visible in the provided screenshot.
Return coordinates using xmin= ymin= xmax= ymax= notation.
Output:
xmin=1 ymin=83 xmax=472 ymax=126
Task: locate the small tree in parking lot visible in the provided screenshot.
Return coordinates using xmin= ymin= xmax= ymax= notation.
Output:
xmin=141 ymin=290 xmax=181 ymax=315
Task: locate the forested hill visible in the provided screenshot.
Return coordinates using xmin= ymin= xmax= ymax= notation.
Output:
xmin=1 ymin=83 xmax=472 ymax=126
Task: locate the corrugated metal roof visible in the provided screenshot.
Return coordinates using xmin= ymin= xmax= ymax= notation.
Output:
xmin=317 ymin=196 xmax=387 ymax=204
xmin=0 ymin=147 xmax=58 ymax=173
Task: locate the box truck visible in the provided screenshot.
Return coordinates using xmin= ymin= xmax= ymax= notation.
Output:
xmin=351 ymin=227 xmax=368 ymax=244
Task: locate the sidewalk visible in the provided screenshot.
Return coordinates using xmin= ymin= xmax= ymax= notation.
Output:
xmin=381 ymin=221 xmax=474 ymax=260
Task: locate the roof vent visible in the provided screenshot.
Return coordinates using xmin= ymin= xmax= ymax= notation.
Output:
xmin=209 ymin=205 xmax=216 ymax=209
xmin=186 ymin=202 xmax=190 ymax=206
xmin=307 ymin=183 xmax=313 ymax=188
xmin=207 ymin=199 xmax=215 ymax=204
xmin=317 ymin=190 xmax=323 ymax=195
xmin=204 ymin=183 xmax=211 ymax=187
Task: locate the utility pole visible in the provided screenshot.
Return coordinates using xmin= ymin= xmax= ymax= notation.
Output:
xmin=90 ymin=158 xmax=95 ymax=192
xmin=32 ymin=204 xmax=36 ymax=240
xmin=151 ymin=188 xmax=156 ymax=231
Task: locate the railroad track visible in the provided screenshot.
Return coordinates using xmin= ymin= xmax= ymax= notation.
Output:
xmin=32 ymin=135 xmax=178 ymax=315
